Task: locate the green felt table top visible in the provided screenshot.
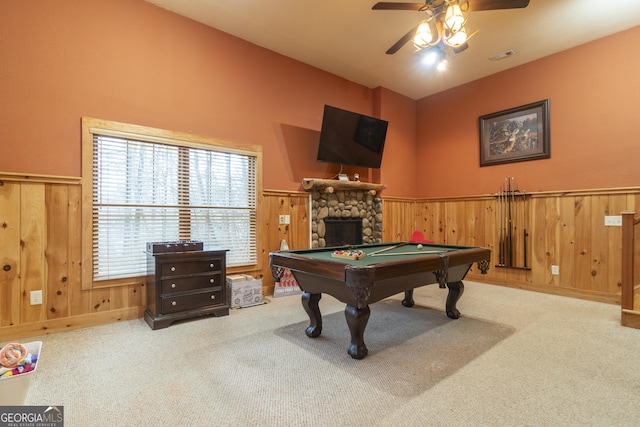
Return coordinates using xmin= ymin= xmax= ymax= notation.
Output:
xmin=281 ymin=242 xmax=475 ymax=266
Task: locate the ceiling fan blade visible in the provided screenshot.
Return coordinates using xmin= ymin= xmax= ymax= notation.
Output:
xmin=467 ymin=0 xmax=530 ymax=12
xmin=372 ymin=2 xmax=427 ymax=11
xmin=386 ymin=23 xmax=421 ymax=54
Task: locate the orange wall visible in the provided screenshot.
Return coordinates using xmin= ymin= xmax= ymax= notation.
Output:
xmin=0 ymin=0 xmax=417 ymax=194
xmin=375 ymin=87 xmax=418 ymax=197
xmin=1 ymin=1 xmax=638 ymax=199
xmin=416 ymin=26 xmax=640 ymax=198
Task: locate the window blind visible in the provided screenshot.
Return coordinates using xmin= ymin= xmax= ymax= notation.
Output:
xmin=92 ymin=134 xmax=257 ymax=281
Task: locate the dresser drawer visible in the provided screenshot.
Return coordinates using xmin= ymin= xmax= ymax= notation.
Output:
xmin=161 ymin=274 xmax=223 ymax=294
xmin=160 ymin=258 xmax=223 ymax=277
xmin=161 ymin=289 xmax=223 ymax=314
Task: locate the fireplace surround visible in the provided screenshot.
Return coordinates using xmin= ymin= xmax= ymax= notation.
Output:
xmin=302 ymin=179 xmax=384 ymax=248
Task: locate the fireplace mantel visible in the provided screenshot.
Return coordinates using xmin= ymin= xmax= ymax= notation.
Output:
xmin=302 ymin=178 xmax=386 ymax=194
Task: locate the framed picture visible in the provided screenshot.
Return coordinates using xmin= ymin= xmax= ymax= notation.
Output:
xmin=479 ymin=99 xmax=550 ymax=167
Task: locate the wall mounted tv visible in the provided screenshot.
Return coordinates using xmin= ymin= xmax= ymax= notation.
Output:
xmin=316 ymin=105 xmax=388 ymax=169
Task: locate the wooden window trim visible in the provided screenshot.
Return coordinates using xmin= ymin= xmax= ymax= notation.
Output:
xmin=80 ymin=117 xmax=263 ymax=289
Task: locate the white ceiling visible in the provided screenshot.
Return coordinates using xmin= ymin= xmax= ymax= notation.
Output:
xmin=144 ymin=0 xmax=640 ymax=100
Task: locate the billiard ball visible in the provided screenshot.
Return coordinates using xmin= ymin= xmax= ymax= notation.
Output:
xmin=417 ymin=244 xmax=423 ymax=249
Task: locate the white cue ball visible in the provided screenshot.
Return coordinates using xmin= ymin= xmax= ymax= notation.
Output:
xmin=417 ymin=244 xmax=423 ymax=249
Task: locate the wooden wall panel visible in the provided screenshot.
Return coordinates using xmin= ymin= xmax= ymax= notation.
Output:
xmin=574 ymin=196 xmax=593 ymax=291
xmin=45 ymin=185 xmax=70 ymax=319
xmin=259 ymin=191 xmax=309 ymax=294
xmin=558 ymin=196 xmax=576 ymax=290
xmin=20 ymin=183 xmax=46 ymax=323
xmin=0 ymin=182 xmax=21 ymax=327
xmin=2 ymin=177 xmax=640 ymax=339
xmin=422 ymin=190 xmax=640 ymax=303
xmin=607 ymin=195 xmax=626 ymax=294
xmin=589 ymin=196 xmax=608 ymax=291
xmin=382 ymin=197 xmax=416 ymax=242
xmin=420 ymin=201 xmax=448 ymax=243
xmin=67 ymin=185 xmax=89 ymax=317
xmin=529 ymin=196 xmax=547 ymax=286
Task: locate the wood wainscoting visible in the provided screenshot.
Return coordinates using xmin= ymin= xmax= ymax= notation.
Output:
xmin=412 ymin=189 xmax=640 ymax=303
xmin=3 ymin=175 xmax=640 ymax=340
xmin=0 ymin=175 xmax=144 ymax=341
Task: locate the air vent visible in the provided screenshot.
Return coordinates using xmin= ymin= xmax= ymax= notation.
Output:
xmin=489 ymin=49 xmax=517 ymax=62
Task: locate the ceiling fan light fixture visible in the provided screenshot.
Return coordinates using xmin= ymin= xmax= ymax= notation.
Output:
xmin=444 ymin=27 xmax=467 ymax=47
xmin=444 ymin=3 xmax=465 ymax=33
xmin=374 ymin=0 xmax=530 ymax=55
xmin=413 ymin=21 xmax=438 ymax=48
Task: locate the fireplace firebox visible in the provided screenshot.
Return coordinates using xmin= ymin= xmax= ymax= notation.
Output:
xmin=324 ymin=218 xmax=363 ymax=247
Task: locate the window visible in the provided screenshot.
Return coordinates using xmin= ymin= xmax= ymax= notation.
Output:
xmin=81 ymin=118 xmax=262 ymax=287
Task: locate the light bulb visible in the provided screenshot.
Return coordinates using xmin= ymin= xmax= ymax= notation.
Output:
xmin=444 ymin=4 xmax=465 ymax=32
xmin=413 ymin=22 xmax=434 ymax=47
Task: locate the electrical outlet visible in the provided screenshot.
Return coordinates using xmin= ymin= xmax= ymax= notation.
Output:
xmin=551 ymin=265 xmax=560 ymax=276
xmin=279 ymin=215 xmax=291 ymax=225
xmin=30 ymin=290 xmax=43 ymax=305
xmin=604 ymin=216 xmax=622 ymax=226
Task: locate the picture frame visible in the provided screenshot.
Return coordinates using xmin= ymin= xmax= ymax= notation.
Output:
xmin=479 ymin=99 xmax=550 ymax=167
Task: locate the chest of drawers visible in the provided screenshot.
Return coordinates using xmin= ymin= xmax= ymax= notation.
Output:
xmin=144 ymin=248 xmax=229 ymax=329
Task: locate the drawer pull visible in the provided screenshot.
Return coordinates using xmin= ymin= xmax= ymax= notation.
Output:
xmin=210 ymin=278 xmax=215 ymax=284
xmin=210 ymin=295 xmax=216 ymax=300
xmin=209 ymin=263 xmax=215 ymax=268
xmin=171 ymin=283 xmax=176 ymax=288
xmin=171 ymin=301 xmax=177 ymax=306
xmin=170 ymin=266 xmax=176 ymax=272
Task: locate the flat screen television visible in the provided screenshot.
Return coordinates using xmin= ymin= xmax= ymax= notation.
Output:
xmin=316 ymin=105 xmax=388 ymax=169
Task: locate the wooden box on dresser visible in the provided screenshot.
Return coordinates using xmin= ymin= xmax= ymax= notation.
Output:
xmin=145 ymin=248 xmax=229 ymax=329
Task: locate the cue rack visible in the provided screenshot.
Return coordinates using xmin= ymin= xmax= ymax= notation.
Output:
xmin=496 ymin=176 xmax=531 ymax=270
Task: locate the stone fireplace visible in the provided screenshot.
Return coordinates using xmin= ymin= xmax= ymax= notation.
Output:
xmin=302 ymin=179 xmax=385 ymax=248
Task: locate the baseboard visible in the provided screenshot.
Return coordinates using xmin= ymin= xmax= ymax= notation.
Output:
xmin=0 ymin=307 xmax=144 ymax=341
xmin=622 ymin=309 xmax=640 ymax=329
xmin=468 ymin=275 xmax=620 ymax=305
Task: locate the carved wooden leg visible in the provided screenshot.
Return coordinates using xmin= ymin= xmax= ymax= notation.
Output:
xmin=302 ymin=292 xmax=322 ymax=338
xmin=446 ymin=281 xmax=465 ymax=319
xmin=402 ymin=289 xmax=415 ymax=307
xmin=345 ymin=304 xmax=370 ymax=359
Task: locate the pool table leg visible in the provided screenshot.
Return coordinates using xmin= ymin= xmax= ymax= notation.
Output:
xmin=402 ymin=289 xmax=415 ymax=307
xmin=446 ymin=281 xmax=465 ymax=319
xmin=302 ymin=292 xmax=323 ymax=338
xmin=345 ymin=304 xmax=370 ymax=359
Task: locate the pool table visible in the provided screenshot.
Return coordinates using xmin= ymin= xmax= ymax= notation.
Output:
xmin=270 ymin=242 xmax=491 ymax=359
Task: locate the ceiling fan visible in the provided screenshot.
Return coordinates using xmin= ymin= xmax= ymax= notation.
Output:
xmin=372 ymin=0 xmax=530 ymax=55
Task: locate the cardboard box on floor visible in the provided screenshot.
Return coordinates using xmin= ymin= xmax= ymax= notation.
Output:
xmin=227 ymin=274 xmax=263 ymax=308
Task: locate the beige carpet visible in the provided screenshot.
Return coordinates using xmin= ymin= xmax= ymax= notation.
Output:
xmin=12 ymin=281 xmax=640 ymax=426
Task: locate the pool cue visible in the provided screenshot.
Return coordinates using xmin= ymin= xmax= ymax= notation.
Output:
xmin=497 ymin=186 xmax=502 ymax=265
xmin=370 ymin=250 xmax=449 ymax=257
xmin=500 ymin=183 xmax=506 ymax=266
xmin=523 ymin=189 xmax=528 ymax=268
xmin=503 ymin=177 xmax=508 ymax=266
xmin=367 ymin=242 xmax=407 ymax=256
xmin=503 ymin=177 xmax=509 ymax=266
xmin=507 ymin=176 xmax=514 ymax=267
